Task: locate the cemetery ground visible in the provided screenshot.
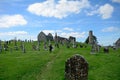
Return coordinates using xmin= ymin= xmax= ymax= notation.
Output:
xmin=0 ymin=41 xmax=120 ymax=80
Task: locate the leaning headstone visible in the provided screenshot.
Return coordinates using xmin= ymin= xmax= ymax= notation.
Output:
xmin=65 ymin=54 xmax=88 ymax=80
xmin=32 ymin=44 xmax=36 ymax=50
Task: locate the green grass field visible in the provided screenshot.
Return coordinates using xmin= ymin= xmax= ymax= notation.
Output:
xmin=0 ymin=41 xmax=120 ymax=80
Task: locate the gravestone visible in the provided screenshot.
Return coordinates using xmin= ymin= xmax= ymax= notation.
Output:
xmin=32 ymin=44 xmax=36 ymax=50
xmin=22 ymin=43 xmax=26 ymax=53
xmin=65 ymin=54 xmax=88 ymax=80
xmin=37 ymin=44 xmax=40 ymax=51
xmin=20 ymin=41 xmax=23 ymax=50
xmin=44 ymin=42 xmax=48 ymax=50
xmin=14 ymin=37 xmax=18 ymax=50
xmin=3 ymin=42 xmax=8 ymax=51
xmin=66 ymin=41 xmax=70 ymax=48
xmin=55 ymin=33 xmax=59 ymax=48
xmin=103 ymin=47 xmax=109 ymax=53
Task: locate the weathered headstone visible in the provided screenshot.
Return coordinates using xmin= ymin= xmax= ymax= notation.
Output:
xmin=32 ymin=44 xmax=36 ymax=50
xmin=55 ymin=33 xmax=59 ymax=48
xmin=80 ymin=44 xmax=83 ymax=48
xmin=65 ymin=54 xmax=88 ymax=80
xmin=37 ymin=44 xmax=40 ymax=51
xmin=3 ymin=42 xmax=8 ymax=51
xmin=20 ymin=41 xmax=23 ymax=50
xmin=14 ymin=37 xmax=18 ymax=50
xmin=103 ymin=47 xmax=109 ymax=53
xmin=22 ymin=43 xmax=26 ymax=53
xmin=44 ymin=42 xmax=48 ymax=50
xmin=66 ymin=41 xmax=70 ymax=48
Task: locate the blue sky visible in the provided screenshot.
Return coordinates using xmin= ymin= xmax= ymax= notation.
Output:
xmin=0 ymin=0 xmax=120 ymax=46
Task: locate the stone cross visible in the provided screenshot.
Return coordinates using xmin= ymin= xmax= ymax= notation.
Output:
xmin=65 ymin=54 xmax=88 ymax=80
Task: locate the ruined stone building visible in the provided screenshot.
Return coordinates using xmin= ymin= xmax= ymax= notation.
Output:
xmin=54 ymin=33 xmax=76 ymax=44
xmin=69 ymin=36 xmax=76 ymax=43
xmin=115 ymin=38 xmax=120 ymax=49
xmin=47 ymin=33 xmax=54 ymax=41
xmin=38 ymin=31 xmax=47 ymax=42
xmin=54 ymin=33 xmax=68 ymax=44
xmin=57 ymin=36 xmax=69 ymax=44
xmin=85 ymin=30 xmax=97 ymax=44
xmin=38 ymin=32 xmax=76 ymax=45
xmin=37 ymin=31 xmax=53 ymax=42
xmin=85 ymin=30 xmax=99 ymax=53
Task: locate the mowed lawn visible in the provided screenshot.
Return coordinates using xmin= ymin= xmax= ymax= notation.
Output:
xmin=0 ymin=42 xmax=120 ymax=80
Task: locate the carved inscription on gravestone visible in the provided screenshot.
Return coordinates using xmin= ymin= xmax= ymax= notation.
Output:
xmin=65 ymin=54 xmax=88 ymax=80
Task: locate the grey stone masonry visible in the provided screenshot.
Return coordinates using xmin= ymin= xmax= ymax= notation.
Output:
xmin=65 ymin=54 xmax=88 ymax=80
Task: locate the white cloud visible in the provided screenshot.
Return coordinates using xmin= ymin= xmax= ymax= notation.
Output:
xmin=42 ymin=30 xmax=56 ymax=35
xmin=60 ymin=32 xmax=86 ymax=39
xmin=99 ymin=4 xmax=114 ymax=19
xmin=63 ymin=27 xmax=73 ymax=31
xmin=27 ymin=0 xmax=90 ymax=19
xmin=0 ymin=31 xmax=30 ymax=40
xmin=87 ymin=10 xmax=98 ymax=16
xmin=102 ymin=27 xmax=120 ymax=32
xmin=0 ymin=31 xmax=28 ymax=36
xmin=0 ymin=31 xmax=37 ymax=41
xmin=112 ymin=0 xmax=120 ymax=3
xmin=87 ymin=4 xmax=114 ymax=19
xmin=0 ymin=14 xmax=27 ymax=28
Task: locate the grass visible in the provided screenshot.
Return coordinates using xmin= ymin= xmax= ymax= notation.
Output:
xmin=0 ymin=41 xmax=120 ymax=80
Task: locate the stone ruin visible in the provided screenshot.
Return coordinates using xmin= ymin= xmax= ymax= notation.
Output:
xmin=114 ymin=38 xmax=120 ymax=49
xmin=89 ymin=31 xmax=99 ymax=53
xmin=37 ymin=32 xmax=76 ymax=48
xmin=69 ymin=36 xmax=76 ymax=48
xmin=37 ymin=31 xmax=53 ymax=43
xmin=65 ymin=54 xmax=88 ymax=80
xmin=85 ymin=30 xmax=99 ymax=53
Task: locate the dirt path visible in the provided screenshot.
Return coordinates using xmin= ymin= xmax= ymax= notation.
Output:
xmin=36 ymin=51 xmax=60 ymax=80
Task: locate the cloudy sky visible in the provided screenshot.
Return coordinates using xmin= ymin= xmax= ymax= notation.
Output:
xmin=0 ymin=0 xmax=120 ymax=46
